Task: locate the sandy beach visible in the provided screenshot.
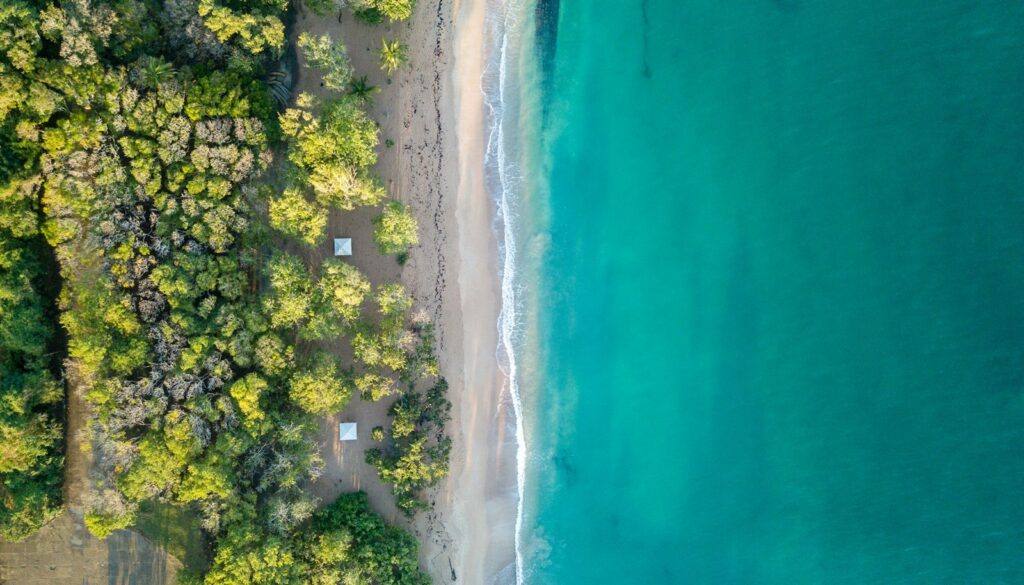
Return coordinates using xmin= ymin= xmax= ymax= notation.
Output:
xmin=292 ymin=1 xmax=518 ymax=583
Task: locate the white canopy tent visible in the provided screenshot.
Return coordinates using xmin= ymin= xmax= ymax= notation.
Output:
xmin=339 ymin=422 xmax=358 ymax=441
xmin=334 ymin=238 xmax=352 ymax=256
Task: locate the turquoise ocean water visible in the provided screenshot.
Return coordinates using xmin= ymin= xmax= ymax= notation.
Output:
xmin=497 ymin=1 xmax=1024 ymax=583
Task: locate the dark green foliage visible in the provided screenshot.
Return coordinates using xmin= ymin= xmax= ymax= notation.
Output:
xmin=0 ymin=9 xmax=65 ymax=536
xmin=353 ymin=7 xmax=385 ymax=24
xmin=350 ymin=0 xmax=415 ymax=23
xmin=204 ymin=492 xmax=430 ymax=585
xmin=348 ymin=75 xmax=379 ymax=105
xmin=0 ymin=170 xmax=64 ymax=543
xmin=366 ymin=379 xmax=451 ymax=514
xmin=308 ymin=492 xmax=430 ymax=585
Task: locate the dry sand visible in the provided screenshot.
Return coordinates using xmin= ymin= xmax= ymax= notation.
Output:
xmin=293 ymin=1 xmax=518 ymax=584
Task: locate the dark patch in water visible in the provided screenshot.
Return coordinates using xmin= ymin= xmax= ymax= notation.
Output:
xmin=641 ymin=0 xmax=652 ymax=78
xmin=555 ymin=453 xmax=577 ymax=481
xmin=535 ymin=0 xmax=560 ymax=99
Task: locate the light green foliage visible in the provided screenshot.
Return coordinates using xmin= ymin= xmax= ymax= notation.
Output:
xmin=84 ymin=509 xmax=137 ymax=539
xmin=0 ymin=2 xmax=42 ymax=74
xmin=297 ymin=32 xmax=352 ymax=92
xmin=230 ymin=374 xmax=268 ymax=430
xmin=288 ymin=352 xmax=350 ymax=415
xmin=373 ymin=201 xmax=418 ymax=255
xmin=351 ymin=326 xmax=407 ymax=372
xmin=355 ymin=372 xmax=396 ymax=401
xmin=197 ymin=0 xmax=285 ymax=56
xmin=280 ymin=95 xmax=384 ymax=210
xmin=205 ymin=532 xmax=306 ymax=585
xmin=264 ymin=253 xmax=370 ymax=340
xmin=350 ymin=0 xmax=416 ymax=22
xmin=118 ymin=411 xmax=203 ymax=501
xmin=0 ymin=374 xmax=61 ymax=474
xmin=263 ymin=252 xmax=314 ymax=330
xmin=255 ymin=333 xmax=294 ymax=376
xmin=177 ymin=451 xmax=234 ymax=502
xmin=376 ymin=283 xmax=413 ymax=319
xmin=268 ymin=187 xmax=327 ymax=247
xmin=379 ymin=38 xmax=407 ymax=75
xmin=311 ymin=259 xmax=370 ymax=333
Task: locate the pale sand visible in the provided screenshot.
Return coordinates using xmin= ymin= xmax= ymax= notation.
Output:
xmin=293 ymin=1 xmax=518 ymax=584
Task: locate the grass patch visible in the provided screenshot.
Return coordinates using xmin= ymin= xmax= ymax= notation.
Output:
xmin=135 ymin=501 xmax=209 ymax=574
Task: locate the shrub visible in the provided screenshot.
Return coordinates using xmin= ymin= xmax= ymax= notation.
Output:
xmin=372 ymin=201 xmax=418 ymax=255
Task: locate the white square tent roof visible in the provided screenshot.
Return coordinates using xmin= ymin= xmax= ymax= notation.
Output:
xmin=334 ymin=238 xmax=352 ymax=256
xmin=339 ymin=422 xmax=358 ymax=441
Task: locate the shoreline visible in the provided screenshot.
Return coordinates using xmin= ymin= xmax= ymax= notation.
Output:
xmin=426 ymin=0 xmax=520 ymax=583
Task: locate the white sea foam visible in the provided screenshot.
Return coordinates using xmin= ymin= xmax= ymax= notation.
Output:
xmin=482 ymin=0 xmax=529 ymax=583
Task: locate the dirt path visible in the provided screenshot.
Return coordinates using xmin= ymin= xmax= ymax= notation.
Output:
xmin=0 ymin=363 xmax=180 ymax=585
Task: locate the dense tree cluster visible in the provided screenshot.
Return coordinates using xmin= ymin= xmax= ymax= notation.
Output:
xmin=0 ymin=5 xmax=65 ymax=541
xmin=0 ymin=176 xmax=64 ymax=542
xmin=0 ymin=0 xmax=449 ymax=580
xmin=197 ymin=492 xmax=428 ymax=585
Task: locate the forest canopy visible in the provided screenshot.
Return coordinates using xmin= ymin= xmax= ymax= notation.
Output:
xmin=0 ymin=0 xmax=446 ymax=582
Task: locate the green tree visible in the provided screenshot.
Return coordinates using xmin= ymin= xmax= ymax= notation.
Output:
xmin=307 ymin=492 xmax=429 ymax=585
xmin=229 ymin=374 xmax=269 ymax=432
xmin=288 ymin=352 xmax=350 ymax=415
xmin=263 ymin=252 xmax=314 ymax=330
xmin=205 ymin=531 xmax=307 ymax=585
xmin=255 ymin=334 xmax=295 ymax=377
xmin=268 ymin=187 xmax=327 ymax=247
xmin=350 ymin=0 xmax=415 ymax=22
xmin=317 ymin=260 xmax=370 ymax=323
xmin=280 ymin=95 xmax=384 ymax=211
xmin=197 ymin=0 xmax=285 ymax=56
xmin=297 ymin=32 xmax=352 ymax=92
xmin=366 ymin=380 xmax=452 ymax=514
xmin=379 ymin=38 xmax=407 ymax=75
xmin=373 ymin=201 xmax=418 ymax=255
xmin=348 ymin=75 xmax=379 ymax=105
xmin=84 ymin=509 xmax=136 ymax=539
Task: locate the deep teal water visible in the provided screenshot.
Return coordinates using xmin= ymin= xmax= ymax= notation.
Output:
xmin=519 ymin=1 xmax=1024 ymax=583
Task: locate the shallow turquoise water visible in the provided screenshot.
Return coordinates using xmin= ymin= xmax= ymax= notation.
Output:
xmin=519 ymin=1 xmax=1024 ymax=583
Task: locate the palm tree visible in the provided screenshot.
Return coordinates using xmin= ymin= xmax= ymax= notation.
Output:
xmin=140 ymin=58 xmax=175 ymax=88
xmin=379 ymin=38 xmax=407 ymax=76
xmin=348 ymin=76 xmax=380 ymax=105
